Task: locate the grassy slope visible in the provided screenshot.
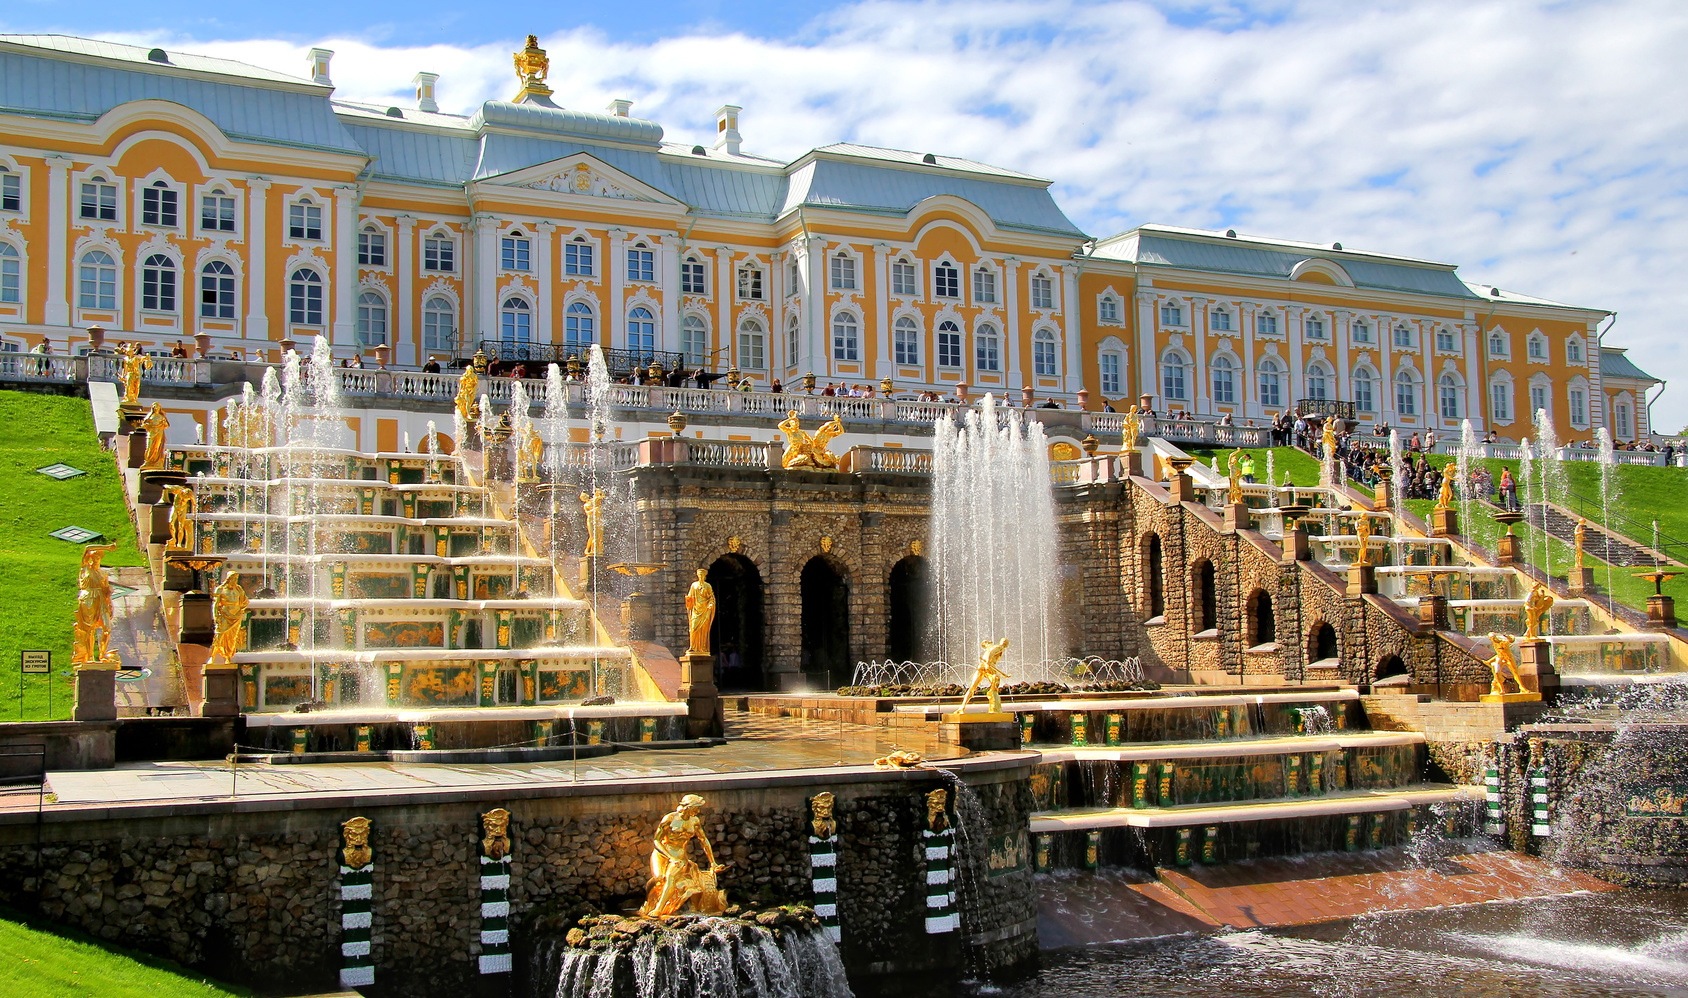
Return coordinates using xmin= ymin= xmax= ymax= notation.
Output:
xmin=1186 ymin=445 xmax=1322 ymax=489
xmin=0 ymin=908 xmax=247 ymax=997
xmin=0 ymin=391 xmax=144 ymax=721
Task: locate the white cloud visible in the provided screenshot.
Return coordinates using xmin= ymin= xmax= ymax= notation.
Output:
xmin=99 ymin=0 xmax=1688 ymax=430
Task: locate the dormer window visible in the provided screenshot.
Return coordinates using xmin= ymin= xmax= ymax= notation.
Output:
xmin=736 ymin=263 xmax=764 ymax=301
xmin=142 ymin=181 xmax=178 ymax=228
xmin=626 ymin=241 xmax=654 ymax=283
xmin=934 ymin=262 xmax=960 ymax=299
xmin=288 ymin=198 xmax=323 ymax=240
xmin=829 ymin=252 xmax=857 ymax=291
xmin=564 ymin=235 xmax=594 ymax=277
xmin=502 ymin=230 xmax=532 ymax=272
xmin=891 ymin=258 xmax=918 ymax=297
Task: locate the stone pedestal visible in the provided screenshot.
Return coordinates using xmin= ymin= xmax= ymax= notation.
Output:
xmin=1568 ymin=566 xmax=1595 ymax=594
xmin=136 ymin=468 xmax=185 ymax=506
xmin=1647 ymin=594 xmax=1678 ymax=630
xmin=1224 ymin=502 xmax=1253 ymax=532
xmin=1280 ymin=527 xmax=1310 ymax=565
xmin=938 ymin=716 xmax=1019 ymax=751
xmin=1496 ymin=532 xmax=1523 ymax=567
xmin=1516 ymin=638 xmax=1559 ymax=700
xmin=179 ymin=591 xmax=215 ymax=644
xmin=1417 ymin=594 xmax=1449 ymax=631
xmin=1373 ymin=481 xmax=1392 ymax=513
xmin=1124 ymin=450 xmax=1144 ymax=479
xmin=678 ymin=652 xmax=723 ymax=738
xmin=620 ymin=591 xmax=653 ymax=642
xmin=1169 ymin=470 xmax=1196 ymax=504
xmin=1430 ymin=506 xmax=1459 ymax=538
xmin=73 ymin=668 xmax=117 ymax=722
xmin=148 ymin=502 xmax=171 ymax=546
xmin=1346 ymin=563 xmax=1377 ymax=596
xmin=117 ymin=402 xmax=147 ymax=436
xmin=201 ymin=667 xmax=240 ymax=717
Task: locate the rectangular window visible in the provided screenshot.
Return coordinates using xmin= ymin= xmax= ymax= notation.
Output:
xmin=832 ymin=317 xmax=859 ymax=362
xmin=1491 ymin=383 xmax=1511 ymax=421
xmin=894 ymin=323 xmax=920 ymax=366
xmin=502 ymin=235 xmax=532 ymax=272
xmin=937 ymin=327 xmax=961 ymax=368
xmin=80 ymin=181 xmax=117 ymax=221
xmin=0 ymin=172 xmax=18 ymax=212
xmin=142 ymin=185 xmax=178 ymax=228
xmin=1099 ymin=296 xmax=1120 ymax=324
xmin=935 ymin=265 xmax=959 ymax=299
xmin=142 ymin=265 xmax=176 ymax=313
xmin=1099 ymin=353 xmax=1121 ymax=396
xmin=358 ymin=229 xmax=387 ymax=267
xmin=200 ymin=192 xmax=237 ymax=232
xmin=1394 ymin=325 xmax=1414 ymax=348
xmin=1440 ymin=383 xmax=1460 ymax=419
xmin=1256 ymin=312 xmax=1278 ymax=336
xmin=564 ymin=240 xmax=594 ymax=276
xmin=1034 ymin=334 xmax=1058 ymax=376
xmin=1530 ymin=384 xmax=1549 ymax=418
xmin=626 ymin=246 xmax=654 ymax=282
xmin=1305 ymin=316 xmax=1326 ymax=340
xmin=1354 ymin=377 xmax=1374 ymax=413
xmin=736 ymin=266 xmax=764 ymax=301
xmin=288 ymin=201 xmax=323 ymax=240
xmin=1352 ymin=321 xmax=1372 ymax=344
xmin=1030 ymin=274 xmax=1055 ymax=310
xmin=1567 ymin=339 xmax=1584 ymax=363
xmin=975 ymin=328 xmax=1000 ymax=372
xmin=1160 ymin=303 xmax=1183 ymax=326
xmin=1570 ymin=388 xmax=1587 ymax=426
xmin=829 ymin=254 xmax=856 ymax=291
xmin=891 ymin=260 xmax=917 ymax=296
xmin=972 ymin=267 xmax=996 ymax=304
xmin=423 ymin=236 xmax=455 ymax=273
xmin=739 ymin=328 xmax=766 ymax=370
xmin=682 ymin=259 xmax=707 ymax=295
xmin=1436 ymin=329 xmax=1458 ymax=352
xmin=1211 ymin=309 xmax=1233 ymax=332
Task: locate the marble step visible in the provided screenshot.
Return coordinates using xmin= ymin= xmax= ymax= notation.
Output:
xmin=1031 ymin=730 xmax=1423 ymax=764
xmin=1030 ymin=784 xmax=1481 ymax=831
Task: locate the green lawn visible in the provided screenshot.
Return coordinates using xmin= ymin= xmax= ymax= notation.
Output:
xmin=0 ymin=908 xmax=246 ymax=997
xmin=0 ymin=391 xmax=144 ymax=721
xmin=1187 ymin=445 xmax=1322 ymax=490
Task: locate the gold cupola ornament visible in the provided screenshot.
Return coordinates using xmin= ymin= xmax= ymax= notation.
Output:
xmin=512 ymin=34 xmax=553 ymax=101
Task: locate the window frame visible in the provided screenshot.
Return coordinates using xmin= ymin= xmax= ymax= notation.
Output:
xmin=933 ymin=261 xmax=960 ymax=300
xmin=140 ymin=253 xmax=178 ymax=314
xmin=1160 ymin=348 xmax=1188 ymax=402
xmin=199 ymin=260 xmax=237 ymax=320
xmin=681 ymin=313 xmax=709 ymax=367
xmin=78 ymin=249 xmax=118 ymax=311
xmin=893 ymin=315 xmax=921 ymax=366
xmin=1099 ymin=349 xmax=1123 ymax=397
xmin=1211 ymin=355 xmax=1236 ymax=405
xmin=626 ymin=305 xmax=656 ymax=355
xmin=140 ymin=179 xmax=180 ymax=229
xmin=1032 ymin=327 xmax=1059 ymax=377
xmin=287 ymin=267 xmax=325 ymax=326
xmin=422 ymin=296 xmax=457 ymax=354
xmin=829 ymin=251 xmax=857 ymax=292
xmin=0 ymin=166 xmax=21 ymax=214
xmin=564 ymin=301 xmax=596 ymax=351
xmin=971 ymin=265 xmax=998 ymax=305
xmin=681 ymin=255 xmax=709 ymax=296
xmin=198 ymin=187 xmax=238 ymax=235
xmin=1211 ymin=307 xmax=1233 ymax=333
xmin=1098 ymin=294 xmax=1121 ymax=325
xmin=0 ymin=242 xmax=20 ymax=306
xmin=422 ymin=231 xmax=457 ymax=274
xmin=79 ymin=176 xmax=119 ymax=222
xmin=831 ymin=311 xmax=860 ymax=362
xmin=937 ymin=320 xmax=963 ymax=369
xmin=737 ymin=317 xmax=766 ymax=370
xmin=1029 ymin=271 xmax=1056 ymax=311
xmin=625 ymin=242 xmax=655 ymax=283
xmin=890 ymin=257 xmax=919 ymax=298
xmin=1395 ymin=370 xmax=1420 ymax=417
xmin=356 ymin=289 xmax=389 ymax=346
xmin=563 ymin=236 xmax=595 ymax=277
xmin=1353 ymin=367 xmax=1376 ymax=414
xmin=499 ymin=296 xmax=532 ymax=344
xmin=1255 ymin=311 xmax=1279 ymax=336
xmin=1257 ymin=357 xmax=1283 ymax=409
xmin=501 ymin=231 xmax=533 ymax=273
xmin=357 ymin=225 xmax=388 ymax=268
xmin=735 ymin=263 xmax=765 ymax=301
xmin=975 ymin=323 xmax=1001 ymax=372
xmin=1351 ymin=320 xmax=1372 ymax=344
xmin=287 ymin=198 xmax=324 ymax=241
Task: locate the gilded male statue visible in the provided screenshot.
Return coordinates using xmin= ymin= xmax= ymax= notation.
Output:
xmin=1226 ymin=447 xmax=1245 ymax=505
xmin=1353 ymin=513 xmax=1373 ymax=568
xmin=1523 ymin=582 xmax=1554 ymax=639
xmin=1485 ymin=632 xmax=1526 ymax=697
xmin=1574 ymin=518 xmax=1587 ymax=571
xmin=638 ymin=794 xmax=726 ymax=918
xmin=209 ymin=572 xmax=249 ymax=666
xmin=164 ymin=484 xmax=196 ymax=551
xmin=959 ymin=637 xmax=1011 ymax=714
xmin=454 ymin=365 xmax=479 ymax=427
xmin=579 ymin=489 xmax=606 ymax=558
xmin=1121 ymin=404 xmax=1142 ymax=457
xmin=685 ymin=569 xmax=716 ymax=655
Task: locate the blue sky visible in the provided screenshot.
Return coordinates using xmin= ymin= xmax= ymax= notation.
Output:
xmin=7 ymin=0 xmax=1687 ymax=432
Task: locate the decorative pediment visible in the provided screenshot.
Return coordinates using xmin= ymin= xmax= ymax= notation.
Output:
xmin=489 ymin=155 xmax=678 ymax=207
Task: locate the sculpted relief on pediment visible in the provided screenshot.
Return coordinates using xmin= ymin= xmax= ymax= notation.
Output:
xmin=526 ymin=163 xmax=649 ymax=201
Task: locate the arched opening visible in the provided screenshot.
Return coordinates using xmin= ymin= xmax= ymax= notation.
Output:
xmin=1193 ymin=559 xmax=1217 ymax=632
xmin=1375 ymin=655 xmax=1409 ymax=682
xmin=1247 ymin=589 xmax=1275 ymax=646
xmin=1308 ymin=621 xmax=1338 ymax=662
xmin=801 ymin=556 xmax=850 ymax=690
xmin=888 ymin=555 xmax=931 ymax=662
xmin=1144 ymin=534 xmax=1165 ymax=618
xmin=706 ymin=554 xmax=765 ymax=691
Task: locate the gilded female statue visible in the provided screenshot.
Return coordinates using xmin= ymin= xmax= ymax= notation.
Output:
xmin=579 ymin=489 xmax=606 ymax=558
xmin=210 ymin=573 xmax=249 ymax=666
xmin=453 ymin=365 xmax=480 ymax=427
xmin=685 ymin=569 xmax=716 ymax=655
xmin=72 ymin=543 xmax=120 ymax=666
xmin=140 ymin=402 xmax=170 ymax=470
xmin=1226 ymin=447 xmax=1245 ymax=504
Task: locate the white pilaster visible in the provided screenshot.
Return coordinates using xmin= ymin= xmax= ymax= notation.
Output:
xmin=715 ymin=246 xmax=734 ymax=369
xmin=660 ymin=232 xmax=679 ymax=355
xmin=806 ymin=236 xmax=825 ymax=373
xmin=332 ymin=186 xmax=358 ymax=349
xmin=1133 ymin=289 xmax=1155 ymax=406
xmin=607 ymin=228 xmax=626 ymax=350
xmin=245 ymin=178 xmax=270 ymax=344
xmin=1192 ymin=296 xmax=1210 ymax=414
xmin=1060 ymin=264 xmax=1081 ymax=396
xmin=473 ymin=215 xmax=496 ymax=347
xmin=44 ymin=156 xmax=71 ymax=327
xmin=535 ymin=221 xmax=555 ymax=348
xmin=1334 ymin=310 xmax=1351 ymax=412
xmin=873 ymin=242 xmax=891 ymax=378
xmin=395 ymin=214 xmax=416 ymax=365
xmin=1005 ymin=257 xmax=1023 ymax=390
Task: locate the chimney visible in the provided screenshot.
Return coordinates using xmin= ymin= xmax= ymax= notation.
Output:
xmin=414 ymin=72 xmax=440 ymax=113
xmin=307 ymin=47 xmax=334 ymax=86
xmin=606 ymin=98 xmax=633 ymax=117
xmin=714 ymin=104 xmax=742 ymax=156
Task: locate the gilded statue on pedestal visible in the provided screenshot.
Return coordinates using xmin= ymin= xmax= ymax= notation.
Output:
xmin=778 ymin=411 xmax=845 ymax=470
xmin=140 ymin=402 xmax=170 ymax=470
xmin=1485 ymin=632 xmax=1526 ymax=697
xmin=1321 ymin=417 xmax=1338 ymax=463
xmin=209 ymin=573 xmax=249 ymax=666
xmin=1436 ymin=465 xmax=1456 ymax=511
xmin=959 ymin=637 xmax=1011 ymax=714
xmin=517 ymin=426 xmax=544 ymax=483
xmin=638 ymin=794 xmax=727 ymax=918
xmin=163 ymin=485 xmax=196 ymax=551
xmin=116 ymin=342 xmax=151 ymax=405
xmin=341 ymin=816 xmax=373 ymax=869
xmin=809 ymin=792 xmax=837 ymax=839
xmin=454 ymin=365 xmax=480 ymax=427
xmin=72 ymin=543 xmax=120 ymax=667
xmin=1353 ymin=513 xmax=1373 ymax=568
xmin=685 ymin=568 xmax=716 ymax=655
xmin=1226 ymin=447 xmax=1245 ymax=505
xmin=579 ymin=489 xmax=606 ymax=558
xmin=481 ymin=808 xmax=512 ymax=860
xmin=1524 ymin=582 xmax=1554 ymax=639
xmin=1574 ymin=518 xmax=1587 ymax=571
xmin=1121 ymin=404 xmax=1142 ymax=457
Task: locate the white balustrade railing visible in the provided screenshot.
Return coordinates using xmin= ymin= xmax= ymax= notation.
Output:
xmin=685 ymin=440 xmax=770 ymax=468
xmin=1 ymin=353 xmax=79 ymax=381
xmin=844 ymin=446 xmax=934 ymax=474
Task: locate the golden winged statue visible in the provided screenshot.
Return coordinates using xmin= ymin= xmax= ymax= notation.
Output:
xmin=778 ymin=411 xmax=845 ymax=470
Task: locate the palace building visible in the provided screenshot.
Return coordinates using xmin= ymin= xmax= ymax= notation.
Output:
xmin=0 ymin=33 xmax=1661 ymax=442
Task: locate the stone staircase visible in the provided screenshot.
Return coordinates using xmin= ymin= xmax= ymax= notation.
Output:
xmin=1524 ymin=501 xmax=1681 ymax=567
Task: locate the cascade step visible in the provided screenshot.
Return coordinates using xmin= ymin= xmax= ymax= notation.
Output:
xmin=1030 ymin=784 xmax=1480 ymax=831
xmin=1032 ymin=731 xmax=1422 ymax=763
xmin=893 ymin=689 xmax=1359 ymax=717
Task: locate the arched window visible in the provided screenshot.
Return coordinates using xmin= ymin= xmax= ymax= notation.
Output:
xmin=1527 ymin=332 xmax=1548 ymax=361
xmin=1098 ymin=294 xmax=1120 ymax=324
xmin=785 ymin=313 xmax=800 ymax=363
xmin=829 ymin=251 xmax=856 ymax=291
xmin=1305 ymin=360 xmax=1332 ymax=401
xmin=356 ymin=290 xmax=388 ymax=345
xmin=934 ymin=261 xmax=960 ymax=300
xmin=937 ymin=320 xmax=962 ymax=368
xmin=1353 ymin=366 xmax=1377 ymax=414
xmin=78 ymin=250 xmax=117 ymax=310
xmin=564 ymin=301 xmax=595 ymax=351
xmin=1438 ymin=373 xmax=1463 ymax=420
xmin=423 ymin=296 xmax=456 ymax=353
xmin=1257 ymin=357 xmax=1283 ymax=409
xmin=1193 ymin=559 xmax=1217 ymax=631
xmin=832 ymin=312 xmax=860 ymax=362
xmin=1489 ymin=331 xmax=1508 ymax=357
xmin=1395 ymin=370 xmax=1420 ymax=417
xmin=499 ymin=297 xmax=531 ymax=344
xmin=1160 ymin=348 xmax=1188 ymax=402
xmin=199 ymin=261 xmax=236 ymax=319
xmin=288 ymin=268 xmax=323 ymax=325
xmin=682 ymin=314 xmax=709 ymax=367
xmin=627 ymin=306 xmax=655 ymax=355
xmin=1566 ymin=337 xmax=1584 ymax=364
xmin=1247 ymin=589 xmax=1275 ymax=646
xmin=975 ymin=323 xmax=1000 ymax=372
xmin=141 ymin=179 xmax=178 ymax=228
xmin=1099 ymin=347 xmax=1124 ymax=396
xmin=142 ymin=254 xmax=177 ymax=312
xmin=893 ymin=316 xmax=920 ymax=365
xmin=738 ymin=317 xmax=766 ymax=370
xmin=1211 ymin=355 xmax=1236 ymax=405
xmin=1033 ymin=328 xmax=1059 ymax=376
xmin=357 ymin=224 xmax=385 ymax=266
xmin=0 ymin=243 xmax=18 ymax=305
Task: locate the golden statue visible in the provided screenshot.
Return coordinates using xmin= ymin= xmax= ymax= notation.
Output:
xmin=116 ymin=342 xmax=151 ymax=405
xmin=516 ymin=426 xmax=544 ymax=483
xmin=1524 ymin=582 xmax=1554 ymax=639
xmin=72 ymin=543 xmax=120 ymax=667
xmin=209 ymin=573 xmax=249 ymax=666
xmin=925 ymin=788 xmax=949 ymax=832
xmin=1226 ymin=447 xmax=1245 ymax=504
xmin=163 ymin=484 xmax=196 ymax=551
xmin=454 ymin=365 xmax=480 ymax=427
xmin=1574 ymin=518 xmax=1587 ymax=571
xmin=513 ymin=34 xmax=551 ymax=89
xmin=874 ymin=749 xmax=925 ymax=769
xmin=638 ymin=794 xmax=727 ymax=918
xmin=482 ymin=808 xmax=512 ymax=861
xmin=140 ymin=402 xmax=169 ymax=470
xmin=778 ymin=411 xmax=845 ymax=470
xmin=1121 ymin=404 xmax=1142 ymax=456
xmin=959 ymin=637 xmax=1011 ymax=715
xmin=1321 ymin=417 xmax=1338 ymax=463
xmin=685 ymin=568 xmax=716 ymax=656
xmin=341 ymin=816 xmax=372 ymax=869
xmin=1354 ymin=513 xmax=1373 ymax=568
xmin=1436 ymin=465 xmax=1456 ymax=511
xmin=809 ymin=792 xmax=837 ymax=839
xmin=579 ymin=489 xmax=606 ymax=558
xmin=1484 ymin=632 xmax=1526 ymax=697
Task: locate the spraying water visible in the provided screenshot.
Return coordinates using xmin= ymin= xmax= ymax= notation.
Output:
xmin=1596 ymin=427 xmax=1620 ymax=615
xmin=1388 ymin=429 xmax=1406 ymax=526
xmin=1457 ymin=419 xmax=1480 ymax=546
xmin=1534 ymin=409 xmax=1566 ymax=577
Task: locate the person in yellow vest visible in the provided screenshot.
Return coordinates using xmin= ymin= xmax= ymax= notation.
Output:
xmin=1240 ymin=453 xmax=1256 ymax=483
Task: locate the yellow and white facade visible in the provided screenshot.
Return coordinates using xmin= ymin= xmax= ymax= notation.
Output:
xmin=0 ymin=33 xmax=1658 ymax=442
